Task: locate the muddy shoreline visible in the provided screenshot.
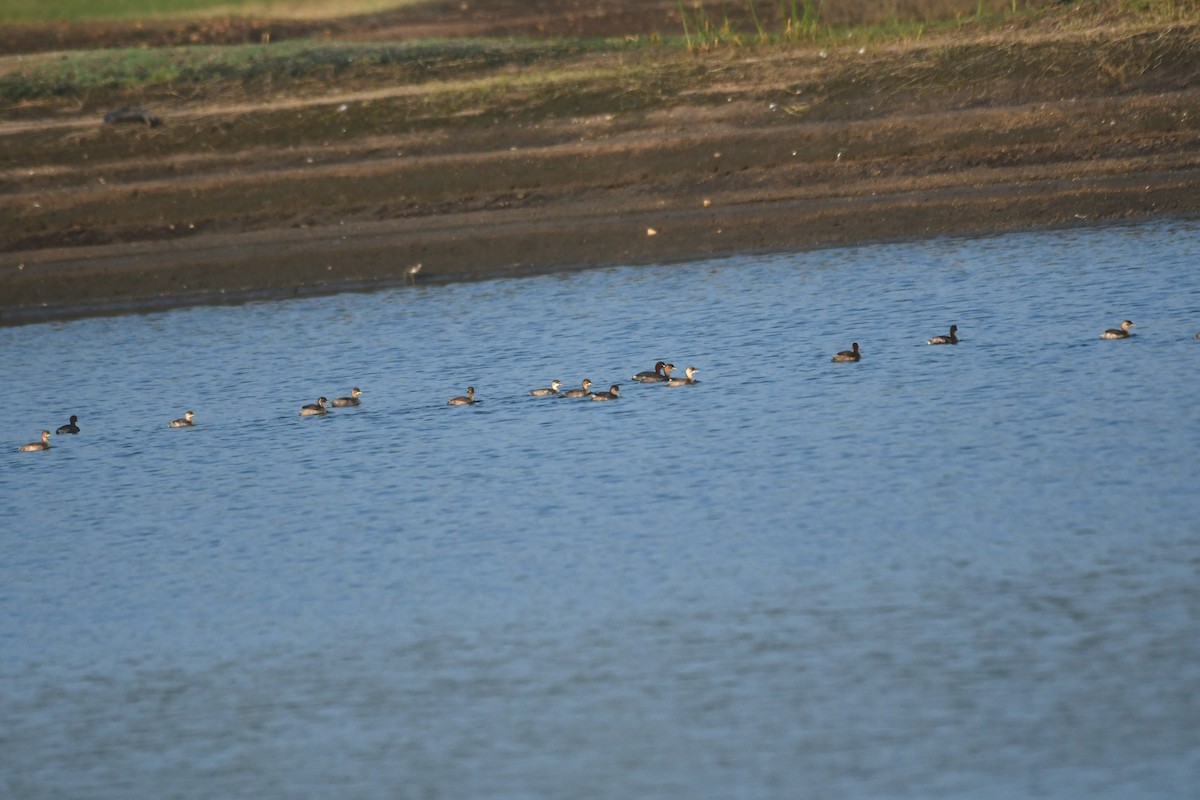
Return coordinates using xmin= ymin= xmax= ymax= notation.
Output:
xmin=4 ymin=5 xmax=1200 ymax=325
xmin=6 ymin=169 xmax=1198 ymax=326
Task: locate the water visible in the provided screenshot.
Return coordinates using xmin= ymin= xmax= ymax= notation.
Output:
xmin=2 ymin=219 xmax=1199 ymax=798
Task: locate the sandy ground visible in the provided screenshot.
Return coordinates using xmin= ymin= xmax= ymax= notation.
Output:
xmin=2 ymin=2 xmax=1199 ymax=323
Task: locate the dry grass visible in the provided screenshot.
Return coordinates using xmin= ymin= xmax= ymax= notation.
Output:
xmin=1 ymin=0 xmax=420 ymax=24
xmin=2 ymin=0 xmax=1198 ymax=108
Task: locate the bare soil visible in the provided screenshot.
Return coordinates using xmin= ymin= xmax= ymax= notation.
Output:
xmin=2 ymin=0 xmax=1199 ymax=323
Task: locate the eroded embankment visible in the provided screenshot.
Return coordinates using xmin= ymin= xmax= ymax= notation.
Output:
xmin=3 ymin=24 xmax=1200 ymax=322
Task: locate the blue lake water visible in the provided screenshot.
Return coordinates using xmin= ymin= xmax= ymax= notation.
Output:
xmin=2 ymin=219 xmax=1199 ymax=798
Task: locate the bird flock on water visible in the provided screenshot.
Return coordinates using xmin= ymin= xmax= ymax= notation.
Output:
xmin=14 ymin=319 xmax=1187 ymax=451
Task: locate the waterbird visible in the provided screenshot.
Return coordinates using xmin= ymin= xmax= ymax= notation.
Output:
xmin=332 ymin=388 xmax=362 ymax=407
xmin=1100 ymin=320 xmax=1135 ymax=339
xmin=169 ymin=411 xmax=196 ymax=428
xmin=299 ymin=398 xmax=328 ymax=416
xmin=18 ymin=430 xmax=51 ymax=451
xmin=632 ymin=361 xmax=675 ymax=382
xmin=561 ymin=379 xmax=593 ymax=398
xmin=928 ymin=325 xmax=958 ymax=345
xmin=666 ymin=366 xmax=699 ymax=386
xmin=448 ymin=386 xmax=476 ymax=405
xmin=405 ymin=263 xmax=423 ymax=284
xmin=56 ymin=415 xmax=80 ymax=434
xmin=530 ymin=380 xmax=562 ymax=397
xmin=591 ymin=384 xmax=621 ymax=401
xmin=832 ymin=342 xmax=861 ymax=362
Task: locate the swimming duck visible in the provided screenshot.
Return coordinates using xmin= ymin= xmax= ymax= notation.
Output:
xmin=299 ymin=398 xmax=328 ymax=416
xmin=332 ymin=388 xmax=362 ymax=407
xmin=591 ymin=384 xmax=621 ymax=401
xmin=1100 ymin=320 xmax=1134 ymax=339
xmin=169 ymin=410 xmax=196 ymax=428
xmin=56 ymin=415 xmax=80 ymax=434
xmin=666 ymin=366 xmax=699 ymax=386
xmin=18 ymin=430 xmax=51 ymax=451
xmin=832 ymin=342 xmax=861 ymax=362
xmin=530 ymin=380 xmax=562 ymax=397
xmin=632 ymin=361 xmax=675 ymax=382
xmin=927 ymin=325 xmax=958 ymax=345
xmin=561 ymin=379 xmax=593 ymax=398
xmin=448 ymin=386 xmax=476 ymax=405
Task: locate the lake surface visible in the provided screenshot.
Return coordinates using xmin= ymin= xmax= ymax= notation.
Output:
xmin=2 ymin=219 xmax=1199 ymax=799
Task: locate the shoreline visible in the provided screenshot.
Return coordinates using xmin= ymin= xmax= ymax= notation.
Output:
xmin=4 ymin=167 xmax=1200 ymax=326
xmin=5 ymin=7 xmax=1200 ymax=326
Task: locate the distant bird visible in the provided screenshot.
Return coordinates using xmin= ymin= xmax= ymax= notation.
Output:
xmin=927 ymin=325 xmax=958 ymax=345
xmin=632 ymin=361 xmax=674 ymax=382
xmin=18 ymin=430 xmax=51 ymax=451
xmin=299 ymin=398 xmax=328 ymax=416
xmin=1101 ymin=320 xmax=1135 ymax=339
xmin=448 ymin=386 xmax=476 ymax=405
xmin=332 ymin=388 xmax=362 ymax=407
xmin=666 ymin=366 xmax=699 ymax=386
xmin=591 ymin=384 xmax=621 ymax=401
xmin=832 ymin=342 xmax=861 ymax=362
xmin=530 ymin=380 xmax=562 ymax=397
xmin=405 ymin=263 xmax=423 ymax=285
xmin=169 ymin=411 xmax=196 ymax=428
xmin=561 ymin=379 xmax=593 ymax=398
xmin=56 ymin=415 xmax=80 ymax=434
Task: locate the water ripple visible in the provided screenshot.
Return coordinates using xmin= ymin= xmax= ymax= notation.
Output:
xmin=3 ymin=219 xmax=1199 ymax=799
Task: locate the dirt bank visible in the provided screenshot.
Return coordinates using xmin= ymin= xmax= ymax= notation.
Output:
xmin=2 ymin=2 xmax=1199 ymax=324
